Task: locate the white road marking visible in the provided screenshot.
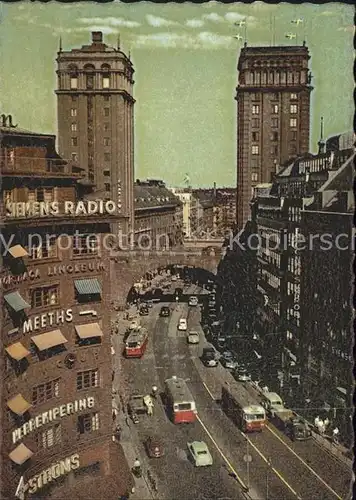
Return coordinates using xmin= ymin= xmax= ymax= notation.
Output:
xmin=203 ymin=382 xmax=216 ymax=401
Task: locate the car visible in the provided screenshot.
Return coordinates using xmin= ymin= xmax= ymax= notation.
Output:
xmin=220 ymin=351 xmax=237 ymax=370
xmin=145 ymin=436 xmax=164 ymax=458
xmin=171 ymin=275 xmax=178 ymax=282
xmin=187 ymin=441 xmax=213 ymax=467
xmin=139 ymin=304 xmax=149 ymax=316
xmin=178 ymin=318 xmax=187 ymax=331
xmin=202 ymin=346 xmax=218 ymax=367
xmin=128 ymin=320 xmax=140 ymax=330
xmin=187 ymin=331 xmax=200 ymax=344
xmin=235 ymin=367 xmax=252 ymax=382
xmin=188 ymin=296 xmax=199 ymax=307
xmin=160 ymin=306 xmax=170 ymax=317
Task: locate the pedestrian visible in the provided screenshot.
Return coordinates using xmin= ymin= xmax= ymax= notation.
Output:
xmin=133 ymin=458 xmax=141 ymax=474
xmin=332 ymin=427 xmax=339 ymax=444
xmin=112 ymin=408 xmax=118 ymax=422
xmin=314 ymin=416 xmax=320 ymax=429
xmin=324 ymin=417 xmax=330 ymax=431
xmin=125 ymin=416 xmax=130 ymax=428
xmin=319 ymin=420 xmax=325 ymax=435
xmin=151 ymin=385 xmax=158 ymax=398
xmin=262 ymin=385 xmax=269 ymax=393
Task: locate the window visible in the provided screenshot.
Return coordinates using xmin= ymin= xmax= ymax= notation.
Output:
xmin=29 ymin=241 xmax=57 ymax=260
xmin=71 ymin=96 xmax=77 ymax=102
xmin=73 ymin=234 xmax=98 ymax=256
xmin=104 ymin=96 xmax=110 ymax=102
xmin=290 ymin=104 xmax=298 ymax=114
xmin=102 ymin=75 xmax=110 ymax=89
xmin=252 ymin=145 xmax=259 ymax=155
xmin=104 ymin=123 xmax=110 ymax=131
xmin=104 ymin=108 xmax=110 ymax=117
xmin=252 ymin=118 xmax=259 ymax=128
xmin=271 ymin=117 xmax=278 ymax=128
xmin=291 ymin=93 xmax=297 ymax=100
xmin=86 ymin=74 xmax=94 ymax=89
xmin=272 ymin=93 xmax=279 ymax=100
xmin=290 ymin=118 xmax=297 ymax=128
xmin=71 ymin=123 xmax=77 ymax=132
xmin=78 ymin=413 xmax=99 ymax=434
xmin=252 ymin=173 xmax=258 ymax=182
xmin=70 ymin=77 xmax=78 ymax=90
xmin=77 ymin=369 xmax=99 ymax=390
xmin=271 ymin=131 xmax=278 ymax=141
xmin=28 ymin=187 xmax=54 ymax=203
xmin=104 ymin=153 xmax=110 ymax=162
xmin=71 ymin=137 xmax=78 ymax=147
xmin=291 ymin=130 xmax=297 ymax=141
xmin=32 ymin=379 xmax=60 ymax=405
xmin=252 ymin=105 xmax=260 ymax=115
xmin=104 ymin=170 xmax=110 ymax=177
xmin=71 ymin=153 xmax=78 ymax=162
xmin=272 ymin=104 xmax=279 ymax=114
xmin=70 ymin=108 xmax=77 ymax=117
xmin=32 ymin=285 xmax=59 ymax=308
xmin=104 ymin=183 xmax=111 ymax=192
xmin=252 ymin=131 xmax=259 ymax=141
xmin=37 ymin=424 xmax=61 ymax=449
xmin=251 ymin=93 xmax=259 ymax=101
xmin=103 ymin=137 xmax=110 ymax=147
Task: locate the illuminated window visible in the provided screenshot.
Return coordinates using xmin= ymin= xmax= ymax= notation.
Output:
xmin=252 ymin=145 xmax=259 ymax=155
xmin=290 ymin=118 xmax=297 ymax=128
xmin=70 ymin=77 xmax=78 ymax=90
xmin=290 ymin=93 xmax=297 ymax=100
xmin=290 ymin=104 xmax=298 ymax=114
xmin=252 ymin=105 xmax=260 ymax=115
xmin=70 ymin=108 xmax=77 ymax=117
xmin=252 ymin=173 xmax=258 ymax=182
xmin=272 ymin=104 xmax=279 ymax=114
xmin=71 ymin=123 xmax=77 ymax=132
xmin=102 ymin=75 xmax=110 ymax=89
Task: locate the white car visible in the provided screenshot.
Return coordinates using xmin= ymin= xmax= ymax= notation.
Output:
xmin=187 ymin=441 xmax=213 ymax=467
xmin=128 ymin=320 xmax=140 ymax=330
xmin=178 ymin=318 xmax=187 ymax=331
xmin=187 ymin=331 xmax=200 ymax=344
xmin=188 ymin=296 xmax=198 ymax=307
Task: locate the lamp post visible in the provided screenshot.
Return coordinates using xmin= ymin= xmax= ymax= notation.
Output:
xmin=243 ymin=436 xmax=252 ymax=491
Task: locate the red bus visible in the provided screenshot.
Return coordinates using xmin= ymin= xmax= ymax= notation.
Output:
xmin=125 ymin=328 xmax=148 ymax=358
xmin=164 ymin=376 xmax=197 ymax=424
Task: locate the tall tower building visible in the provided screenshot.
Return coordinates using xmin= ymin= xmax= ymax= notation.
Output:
xmin=235 ymin=43 xmax=313 ymax=229
xmin=56 ymin=31 xmax=135 ymax=234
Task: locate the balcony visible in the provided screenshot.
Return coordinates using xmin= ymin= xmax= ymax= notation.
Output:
xmin=0 ymin=158 xmax=82 ymax=178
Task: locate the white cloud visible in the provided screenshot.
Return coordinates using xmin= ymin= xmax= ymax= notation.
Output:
xmin=203 ymin=13 xmax=225 ymax=23
xmin=146 ymin=14 xmax=179 ymax=27
xmin=186 ymin=18 xmax=205 ymax=28
xmin=319 ymin=11 xmax=334 ymax=17
xmin=78 ymin=17 xmax=140 ymax=28
xmin=337 ymin=26 xmax=354 ymax=33
xmin=224 ymin=12 xmax=246 ymax=23
xmin=131 ymin=31 xmax=233 ymax=50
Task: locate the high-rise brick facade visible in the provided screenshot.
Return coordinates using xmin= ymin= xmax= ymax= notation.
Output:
xmin=236 ymin=44 xmax=313 ymax=229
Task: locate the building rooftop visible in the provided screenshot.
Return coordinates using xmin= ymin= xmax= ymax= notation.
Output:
xmin=134 ymin=181 xmax=181 ymax=210
xmin=240 ymin=44 xmax=309 ymax=55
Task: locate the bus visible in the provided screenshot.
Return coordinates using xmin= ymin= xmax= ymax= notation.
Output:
xmin=164 ymin=376 xmax=197 ymax=424
xmin=124 ymin=328 xmax=149 ymax=358
xmin=221 ymin=381 xmax=266 ymax=432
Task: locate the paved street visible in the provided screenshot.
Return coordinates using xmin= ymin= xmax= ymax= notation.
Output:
xmin=116 ymin=289 xmax=352 ymax=500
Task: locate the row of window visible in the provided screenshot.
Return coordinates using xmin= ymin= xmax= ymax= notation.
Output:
xmin=72 ymin=152 xmax=111 ymax=163
xmin=70 ymin=73 xmax=110 ymax=90
xmin=71 ymin=137 xmax=111 ymax=147
xmin=30 ymin=282 xmax=101 ymax=308
xmin=31 ymin=370 xmax=99 ymax=407
xmin=251 ymin=92 xmax=298 ymax=101
xmin=71 ymin=122 xmax=111 ymax=133
xmin=70 ymin=107 xmax=110 ymax=117
xmin=251 ymin=104 xmax=298 ymax=115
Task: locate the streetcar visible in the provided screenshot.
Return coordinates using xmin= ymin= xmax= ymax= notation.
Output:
xmin=221 ymin=381 xmax=266 ymax=432
xmin=124 ymin=328 xmax=149 ymax=358
xmin=164 ymin=376 xmax=197 ymax=424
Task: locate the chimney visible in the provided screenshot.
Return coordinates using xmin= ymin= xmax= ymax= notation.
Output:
xmin=92 ymin=32 xmax=103 ymax=43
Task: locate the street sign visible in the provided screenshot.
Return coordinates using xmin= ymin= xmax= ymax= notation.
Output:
xmin=243 ymin=454 xmax=252 ymax=463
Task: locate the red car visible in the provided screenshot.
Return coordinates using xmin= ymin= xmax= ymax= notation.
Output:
xmin=145 ymin=436 xmax=164 ymax=458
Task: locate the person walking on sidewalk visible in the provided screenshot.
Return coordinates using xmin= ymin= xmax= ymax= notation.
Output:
xmin=332 ymin=427 xmax=339 ymax=444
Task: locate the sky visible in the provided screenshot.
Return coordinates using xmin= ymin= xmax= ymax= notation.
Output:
xmin=0 ymin=2 xmax=353 ymax=187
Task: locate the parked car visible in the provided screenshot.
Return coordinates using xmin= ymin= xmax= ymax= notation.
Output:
xmin=202 ymin=346 xmax=218 ymax=367
xmin=178 ymin=318 xmax=187 ymax=331
xmin=171 ymin=275 xmax=178 ymax=282
xmin=187 ymin=331 xmax=200 ymax=344
xmin=128 ymin=320 xmax=140 ymax=331
xmin=145 ymin=436 xmax=164 ymax=458
xmin=220 ymin=351 xmax=237 ymax=370
xmin=187 ymin=441 xmax=213 ymax=467
xmin=235 ymin=366 xmax=252 ymax=382
xmin=188 ymin=296 xmax=199 ymax=307
xmin=160 ymin=306 xmax=170 ymax=317
xmin=139 ymin=304 xmax=149 ymax=316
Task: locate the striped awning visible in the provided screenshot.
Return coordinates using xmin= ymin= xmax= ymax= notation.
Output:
xmin=74 ymin=278 xmax=102 ymax=295
xmin=8 ymin=245 xmax=29 ymax=258
xmin=4 ymin=292 xmax=30 ymax=312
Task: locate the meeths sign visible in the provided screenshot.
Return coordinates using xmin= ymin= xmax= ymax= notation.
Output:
xmin=12 ymin=396 xmax=95 ymax=444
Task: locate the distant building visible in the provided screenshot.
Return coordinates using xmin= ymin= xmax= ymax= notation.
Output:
xmin=0 ymin=122 xmax=132 ymax=500
xmin=190 ymin=191 xmax=214 ymax=238
xmin=168 ymin=188 xmax=193 ymax=238
xmin=251 ymin=133 xmax=354 ymax=402
xmin=134 ymin=179 xmax=183 ymax=250
xmin=236 ymin=44 xmax=313 ymax=229
xmin=56 ymin=31 xmax=135 ymax=234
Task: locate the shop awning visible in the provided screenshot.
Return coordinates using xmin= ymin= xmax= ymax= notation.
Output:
xmin=9 ymin=443 xmax=33 ymax=465
xmin=5 ymin=342 xmax=30 ymax=361
xmin=74 ymin=278 xmax=102 ymax=295
xmin=4 ymin=292 xmax=30 ymax=312
xmin=8 ymin=245 xmax=29 ymax=258
xmin=7 ymin=394 xmax=32 ymax=415
xmin=75 ymin=323 xmax=103 ymax=339
xmin=31 ymin=330 xmax=67 ymax=351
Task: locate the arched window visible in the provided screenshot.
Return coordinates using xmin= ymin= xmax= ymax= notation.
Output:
xmin=101 ymin=64 xmax=111 ymax=89
xmin=68 ymin=64 xmax=78 ymax=90
xmin=255 ymin=72 xmax=261 ymax=85
xmin=84 ymin=64 xmax=95 ymax=90
xmin=261 ymin=71 xmax=267 ymax=85
xmin=275 ymin=71 xmax=280 ymax=85
xmin=268 ymin=71 xmax=274 ymax=84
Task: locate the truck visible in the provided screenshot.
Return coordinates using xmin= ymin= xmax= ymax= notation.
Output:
xmin=273 ymin=409 xmax=312 ymax=441
xmin=127 ymin=394 xmax=147 ymax=416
